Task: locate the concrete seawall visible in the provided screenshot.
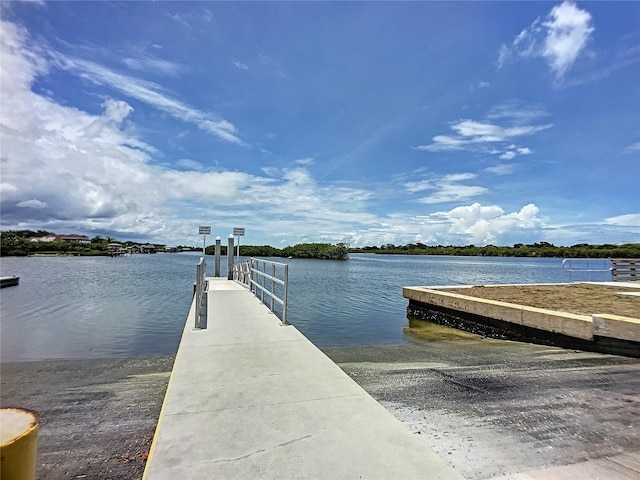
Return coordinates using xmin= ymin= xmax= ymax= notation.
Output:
xmin=403 ymin=284 xmax=640 ymax=357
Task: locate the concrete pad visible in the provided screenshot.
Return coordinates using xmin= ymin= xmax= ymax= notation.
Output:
xmin=145 ymin=279 xmax=463 ymax=479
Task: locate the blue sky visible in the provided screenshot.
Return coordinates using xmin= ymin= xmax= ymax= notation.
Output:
xmin=1 ymin=1 xmax=638 ymax=247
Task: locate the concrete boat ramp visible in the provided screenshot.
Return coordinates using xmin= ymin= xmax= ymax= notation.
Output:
xmin=143 ymin=278 xmax=463 ymax=479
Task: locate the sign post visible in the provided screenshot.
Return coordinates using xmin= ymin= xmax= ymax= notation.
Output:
xmin=233 ymin=227 xmax=245 ymax=257
xmin=199 ymin=226 xmax=211 ymax=257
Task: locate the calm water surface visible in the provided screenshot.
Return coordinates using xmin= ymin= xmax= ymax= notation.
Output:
xmin=1 ymin=253 xmax=576 ymax=361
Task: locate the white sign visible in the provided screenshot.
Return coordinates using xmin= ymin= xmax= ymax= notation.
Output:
xmin=199 ymin=226 xmax=211 ymax=235
xmin=233 ymin=227 xmax=245 ymax=236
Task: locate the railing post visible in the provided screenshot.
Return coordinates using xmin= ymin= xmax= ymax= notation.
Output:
xmin=227 ymin=234 xmax=234 ymax=280
xmin=261 ymin=261 xmax=266 ymax=303
xmin=215 ymin=236 xmax=221 ymax=277
xmin=249 ymin=258 xmax=258 ymax=295
xmin=195 ymin=262 xmax=200 ymax=329
xmin=270 ymin=263 xmax=275 ymax=312
xmin=282 ymin=264 xmax=288 ymax=325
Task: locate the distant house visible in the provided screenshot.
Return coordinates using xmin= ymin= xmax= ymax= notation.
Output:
xmin=57 ymin=234 xmax=90 ymax=243
xmin=28 ymin=234 xmax=90 ymax=243
xmin=141 ymin=243 xmax=157 ymax=254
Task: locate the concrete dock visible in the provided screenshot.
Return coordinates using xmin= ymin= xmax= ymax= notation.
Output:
xmin=143 ymin=278 xmax=464 ymax=479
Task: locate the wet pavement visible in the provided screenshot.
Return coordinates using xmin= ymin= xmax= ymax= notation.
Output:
xmin=1 ymin=356 xmax=173 ymax=480
xmin=323 ymin=323 xmax=640 ymax=479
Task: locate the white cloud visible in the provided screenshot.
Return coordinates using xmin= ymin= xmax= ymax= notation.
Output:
xmin=122 ymin=53 xmax=184 ymax=77
xmin=487 ymin=100 xmax=549 ymax=123
xmin=478 ymin=81 xmax=490 ymax=88
xmin=498 ymin=1 xmax=594 ymax=81
xmin=451 ymin=120 xmax=551 ymax=143
xmin=499 ymin=145 xmax=532 ymax=160
xmin=51 ymin=52 xmax=244 ymax=145
xmin=624 ymin=142 xmax=640 ymax=153
xmin=231 ymin=60 xmax=249 ymax=71
xmin=0 ymin=20 xmax=381 ymax=245
xmin=433 ymin=203 xmax=543 ymax=245
xmin=294 ymin=157 xmax=314 ymax=166
xmin=417 ymin=116 xmax=551 ymax=153
xmin=543 ymin=1 xmax=594 ymax=78
xmin=405 ymin=172 xmax=487 ymax=204
xmin=604 ymin=214 xmax=640 ymax=227
xmin=485 ymin=164 xmax=515 ymax=175
xmin=415 ymin=135 xmax=468 ymax=151
xmin=404 ymin=179 xmax=433 ymax=194
xmin=103 ymin=99 xmax=133 ymax=124
xmin=176 ymin=158 xmax=205 ymax=171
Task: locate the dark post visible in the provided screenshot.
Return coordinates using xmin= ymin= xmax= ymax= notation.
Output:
xmin=227 ymin=234 xmax=234 ymax=280
xmin=215 ymin=236 xmax=221 ymax=277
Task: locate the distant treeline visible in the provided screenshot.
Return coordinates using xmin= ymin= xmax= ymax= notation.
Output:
xmin=2 ymin=230 xmax=638 ymax=259
xmin=349 ymin=242 xmax=640 ymax=258
xmin=206 ymin=242 xmax=349 ymax=260
xmin=0 ymin=230 xmax=193 ymax=257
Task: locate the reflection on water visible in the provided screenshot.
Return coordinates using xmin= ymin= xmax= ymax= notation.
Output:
xmin=404 ymin=317 xmax=481 ymax=342
xmin=0 ymin=253 xmax=570 ymax=361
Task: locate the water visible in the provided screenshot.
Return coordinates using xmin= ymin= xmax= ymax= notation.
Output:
xmin=1 ymin=253 xmax=574 ymax=362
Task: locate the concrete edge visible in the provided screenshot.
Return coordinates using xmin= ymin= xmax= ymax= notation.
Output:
xmin=142 ymin=292 xmax=196 ymax=479
xmin=403 ymin=284 xmax=639 ymax=343
xmin=592 ymin=314 xmax=640 ymax=342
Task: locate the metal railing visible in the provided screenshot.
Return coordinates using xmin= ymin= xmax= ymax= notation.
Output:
xmin=233 ymin=258 xmax=289 ymax=324
xmin=194 ymin=257 xmax=207 ymax=329
xmin=562 ymin=258 xmax=612 ymax=282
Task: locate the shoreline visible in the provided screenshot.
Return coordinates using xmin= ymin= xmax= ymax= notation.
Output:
xmin=1 ymin=355 xmax=174 ymax=480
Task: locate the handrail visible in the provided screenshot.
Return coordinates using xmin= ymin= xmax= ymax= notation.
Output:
xmin=194 ymin=257 xmax=207 ymax=329
xmin=233 ymin=258 xmax=289 ymax=324
xmin=562 ymin=258 xmax=612 ymax=282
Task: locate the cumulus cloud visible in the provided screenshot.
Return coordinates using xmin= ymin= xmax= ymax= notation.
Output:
xmin=0 ymin=19 xmax=380 ymax=244
xmin=498 ymin=1 xmax=594 ymax=81
xmin=432 ymin=203 xmax=543 ymax=245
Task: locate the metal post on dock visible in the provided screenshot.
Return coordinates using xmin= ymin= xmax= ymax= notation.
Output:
xmin=215 ymin=236 xmax=221 ymax=277
xmin=227 ymin=234 xmax=234 ymax=280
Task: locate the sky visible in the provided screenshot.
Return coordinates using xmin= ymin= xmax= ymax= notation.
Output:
xmin=1 ymin=1 xmax=639 ymax=248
